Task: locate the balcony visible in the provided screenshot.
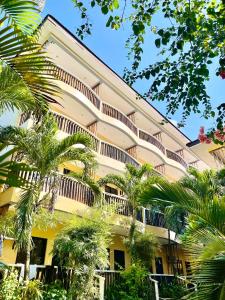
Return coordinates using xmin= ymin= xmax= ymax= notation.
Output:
xmin=139 ymin=129 xmax=165 ymax=154
xmin=20 ymin=67 xmax=190 ymax=172
xmin=102 ymin=103 xmax=138 ymax=135
xmin=166 ymin=150 xmax=188 ymax=169
xmin=18 ymin=171 xmax=166 ymax=230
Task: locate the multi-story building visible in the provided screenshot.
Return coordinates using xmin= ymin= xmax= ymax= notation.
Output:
xmin=0 ymin=15 xmax=210 ymax=278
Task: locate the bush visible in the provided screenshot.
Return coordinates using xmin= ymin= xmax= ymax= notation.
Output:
xmin=21 ymin=280 xmax=43 ymax=300
xmin=105 ymin=264 xmax=155 ymax=300
xmin=43 ymin=283 xmax=67 ymax=300
xmin=0 ymin=271 xmax=21 ymax=300
xmin=159 ymin=279 xmax=188 ymax=299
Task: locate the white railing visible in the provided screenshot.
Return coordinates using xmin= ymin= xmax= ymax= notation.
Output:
xmin=149 ymin=276 xmax=160 ymax=300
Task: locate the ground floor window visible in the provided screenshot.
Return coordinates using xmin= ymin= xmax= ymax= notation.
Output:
xmin=185 ymin=261 xmax=192 ymax=276
xmin=155 ymin=257 xmax=164 ymax=274
xmin=16 ymin=237 xmax=47 ymax=265
xmin=114 ymin=250 xmax=125 ymax=270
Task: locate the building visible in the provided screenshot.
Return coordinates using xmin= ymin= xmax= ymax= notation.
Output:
xmin=0 ymin=15 xmax=210 ymax=278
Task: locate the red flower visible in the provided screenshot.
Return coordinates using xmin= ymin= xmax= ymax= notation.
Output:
xmin=219 ymin=70 xmax=225 ymax=79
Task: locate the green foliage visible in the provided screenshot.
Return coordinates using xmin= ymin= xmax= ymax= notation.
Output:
xmin=126 ymin=231 xmax=159 ymax=269
xmin=141 ymin=167 xmax=225 ymax=299
xmin=105 ymin=264 xmax=155 ymax=300
xmin=98 ymin=163 xmax=159 ymax=262
xmin=43 ymin=283 xmax=67 ymax=300
xmin=53 ymin=216 xmax=110 ymax=299
xmin=159 ymin=279 xmax=188 ymax=299
xmin=0 ymin=271 xmax=21 ymax=300
xmin=0 ymin=113 xmax=96 ymax=280
xmin=0 ymin=146 xmax=34 ymax=188
xmin=21 ymin=280 xmax=43 ymax=300
xmin=0 ymin=1 xmax=59 ymax=115
xmin=71 ymin=0 xmax=225 ymax=136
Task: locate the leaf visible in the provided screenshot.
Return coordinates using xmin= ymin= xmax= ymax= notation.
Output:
xmin=155 ymin=38 xmax=161 ymax=48
xmin=101 ymin=6 xmax=109 ymax=14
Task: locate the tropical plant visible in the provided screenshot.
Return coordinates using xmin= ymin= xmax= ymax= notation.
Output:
xmin=126 ymin=231 xmax=159 ymax=270
xmin=21 ymin=280 xmax=43 ymax=300
xmin=43 ymin=283 xmax=67 ymax=300
xmin=71 ymin=0 xmax=225 ymax=138
xmin=140 ymin=168 xmax=225 ymax=300
xmin=0 ymin=270 xmax=21 ymax=300
xmin=0 ymin=146 xmax=33 ymax=188
xmin=53 ymin=215 xmax=110 ymax=299
xmin=98 ymin=163 xmax=158 ymax=260
xmin=0 ymin=0 xmax=58 ymax=115
xmin=0 ymin=113 xmax=96 ymax=281
xmin=105 ymin=264 xmax=155 ymax=300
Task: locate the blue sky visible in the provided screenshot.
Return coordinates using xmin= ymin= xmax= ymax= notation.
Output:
xmin=33 ymin=1 xmax=223 ymax=140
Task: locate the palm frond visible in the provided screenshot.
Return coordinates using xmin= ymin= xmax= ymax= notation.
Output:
xmin=0 ymin=1 xmax=60 ymax=111
xmin=0 ymin=64 xmax=46 ymax=114
xmin=0 ymin=0 xmax=40 ymax=34
xmin=70 ymin=172 xmax=102 ymax=204
xmin=15 ymin=187 xmax=38 ymax=248
xmin=0 ymin=147 xmax=34 ymax=187
xmin=50 ymin=132 xmax=93 ymax=159
xmin=98 ymin=174 xmax=126 ymax=193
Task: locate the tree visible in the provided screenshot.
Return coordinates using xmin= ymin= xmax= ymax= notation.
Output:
xmin=140 ymin=168 xmax=225 ymax=299
xmin=71 ymin=0 xmax=225 ymax=141
xmin=0 ymin=146 xmax=33 ymax=188
xmin=0 ymin=1 xmax=58 ymax=115
xmin=98 ymin=163 xmax=158 ymax=261
xmin=53 ymin=215 xmax=110 ymax=299
xmin=0 ymin=114 xmax=96 ymax=281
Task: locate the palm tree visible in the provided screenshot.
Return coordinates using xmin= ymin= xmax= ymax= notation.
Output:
xmin=98 ymin=163 xmax=157 ymax=260
xmin=0 ymin=146 xmax=33 ymax=188
xmin=0 ymin=1 xmax=58 ymax=115
xmin=0 ymin=114 xmax=96 ymax=281
xmin=140 ymin=168 xmax=225 ymax=300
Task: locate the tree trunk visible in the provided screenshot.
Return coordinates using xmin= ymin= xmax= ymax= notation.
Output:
xmin=48 ymin=176 xmax=59 ymax=213
xmin=24 ymin=229 xmax=32 ymax=282
xmin=129 ymin=209 xmax=137 ymax=262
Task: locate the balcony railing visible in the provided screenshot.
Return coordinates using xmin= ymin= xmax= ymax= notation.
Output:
xmin=53 ymin=66 xmax=101 ymax=109
xmin=139 ymin=130 xmax=165 ymax=154
xmin=102 ymin=103 xmax=138 ymax=135
xmin=166 ymin=149 xmax=188 ymax=169
xmin=19 ymin=66 xmax=190 ymax=170
xmin=104 ymin=192 xmax=131 ymax=216
xmin=100 ymin=142 xmax=140 ymax=168
xmin=53 ymin=112 xmax=99 ymax=151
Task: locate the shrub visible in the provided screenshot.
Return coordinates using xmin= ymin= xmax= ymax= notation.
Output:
xmin=53 ymin=218 xmax=110 ymax=299
xmin=43 ymin=283 xmax=67 ymax=300
xmin=0 ymin=271 xmax=21 ymax=300
xmin=159 ymin=279 xmax=188 ymax=299
xmin=21 ymin=280 xmax=43 ymax=300
xmin=105 ymin=264 xmax=155 ymax=300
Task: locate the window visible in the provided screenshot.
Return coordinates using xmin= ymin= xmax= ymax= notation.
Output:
xmin=105 ymin=185 xmax=118 ymax=195
xmin=155 ymin=257 xmax=164 ymax=274
xmin=114 ymin=250 xmax=125 ymax=270
xmin=16 ymin=237 xmax=47 ymax=265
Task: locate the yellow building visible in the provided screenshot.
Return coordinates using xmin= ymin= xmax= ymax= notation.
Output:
xmin=0 ymin=15 xmax=210 ymax=278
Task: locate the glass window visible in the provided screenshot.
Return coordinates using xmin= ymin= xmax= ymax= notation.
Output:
xmin=114 ymin=250 xmax=125 ymax=270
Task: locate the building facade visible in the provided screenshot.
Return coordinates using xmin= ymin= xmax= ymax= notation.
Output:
xmin=0 ymin=15 xmax=210 ymax=277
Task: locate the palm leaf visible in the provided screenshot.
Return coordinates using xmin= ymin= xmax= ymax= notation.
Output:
xmin=0 ymin=0 xmax=40 ymax=34
xmin=0 ymin=1 xmax=59 ymax=113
